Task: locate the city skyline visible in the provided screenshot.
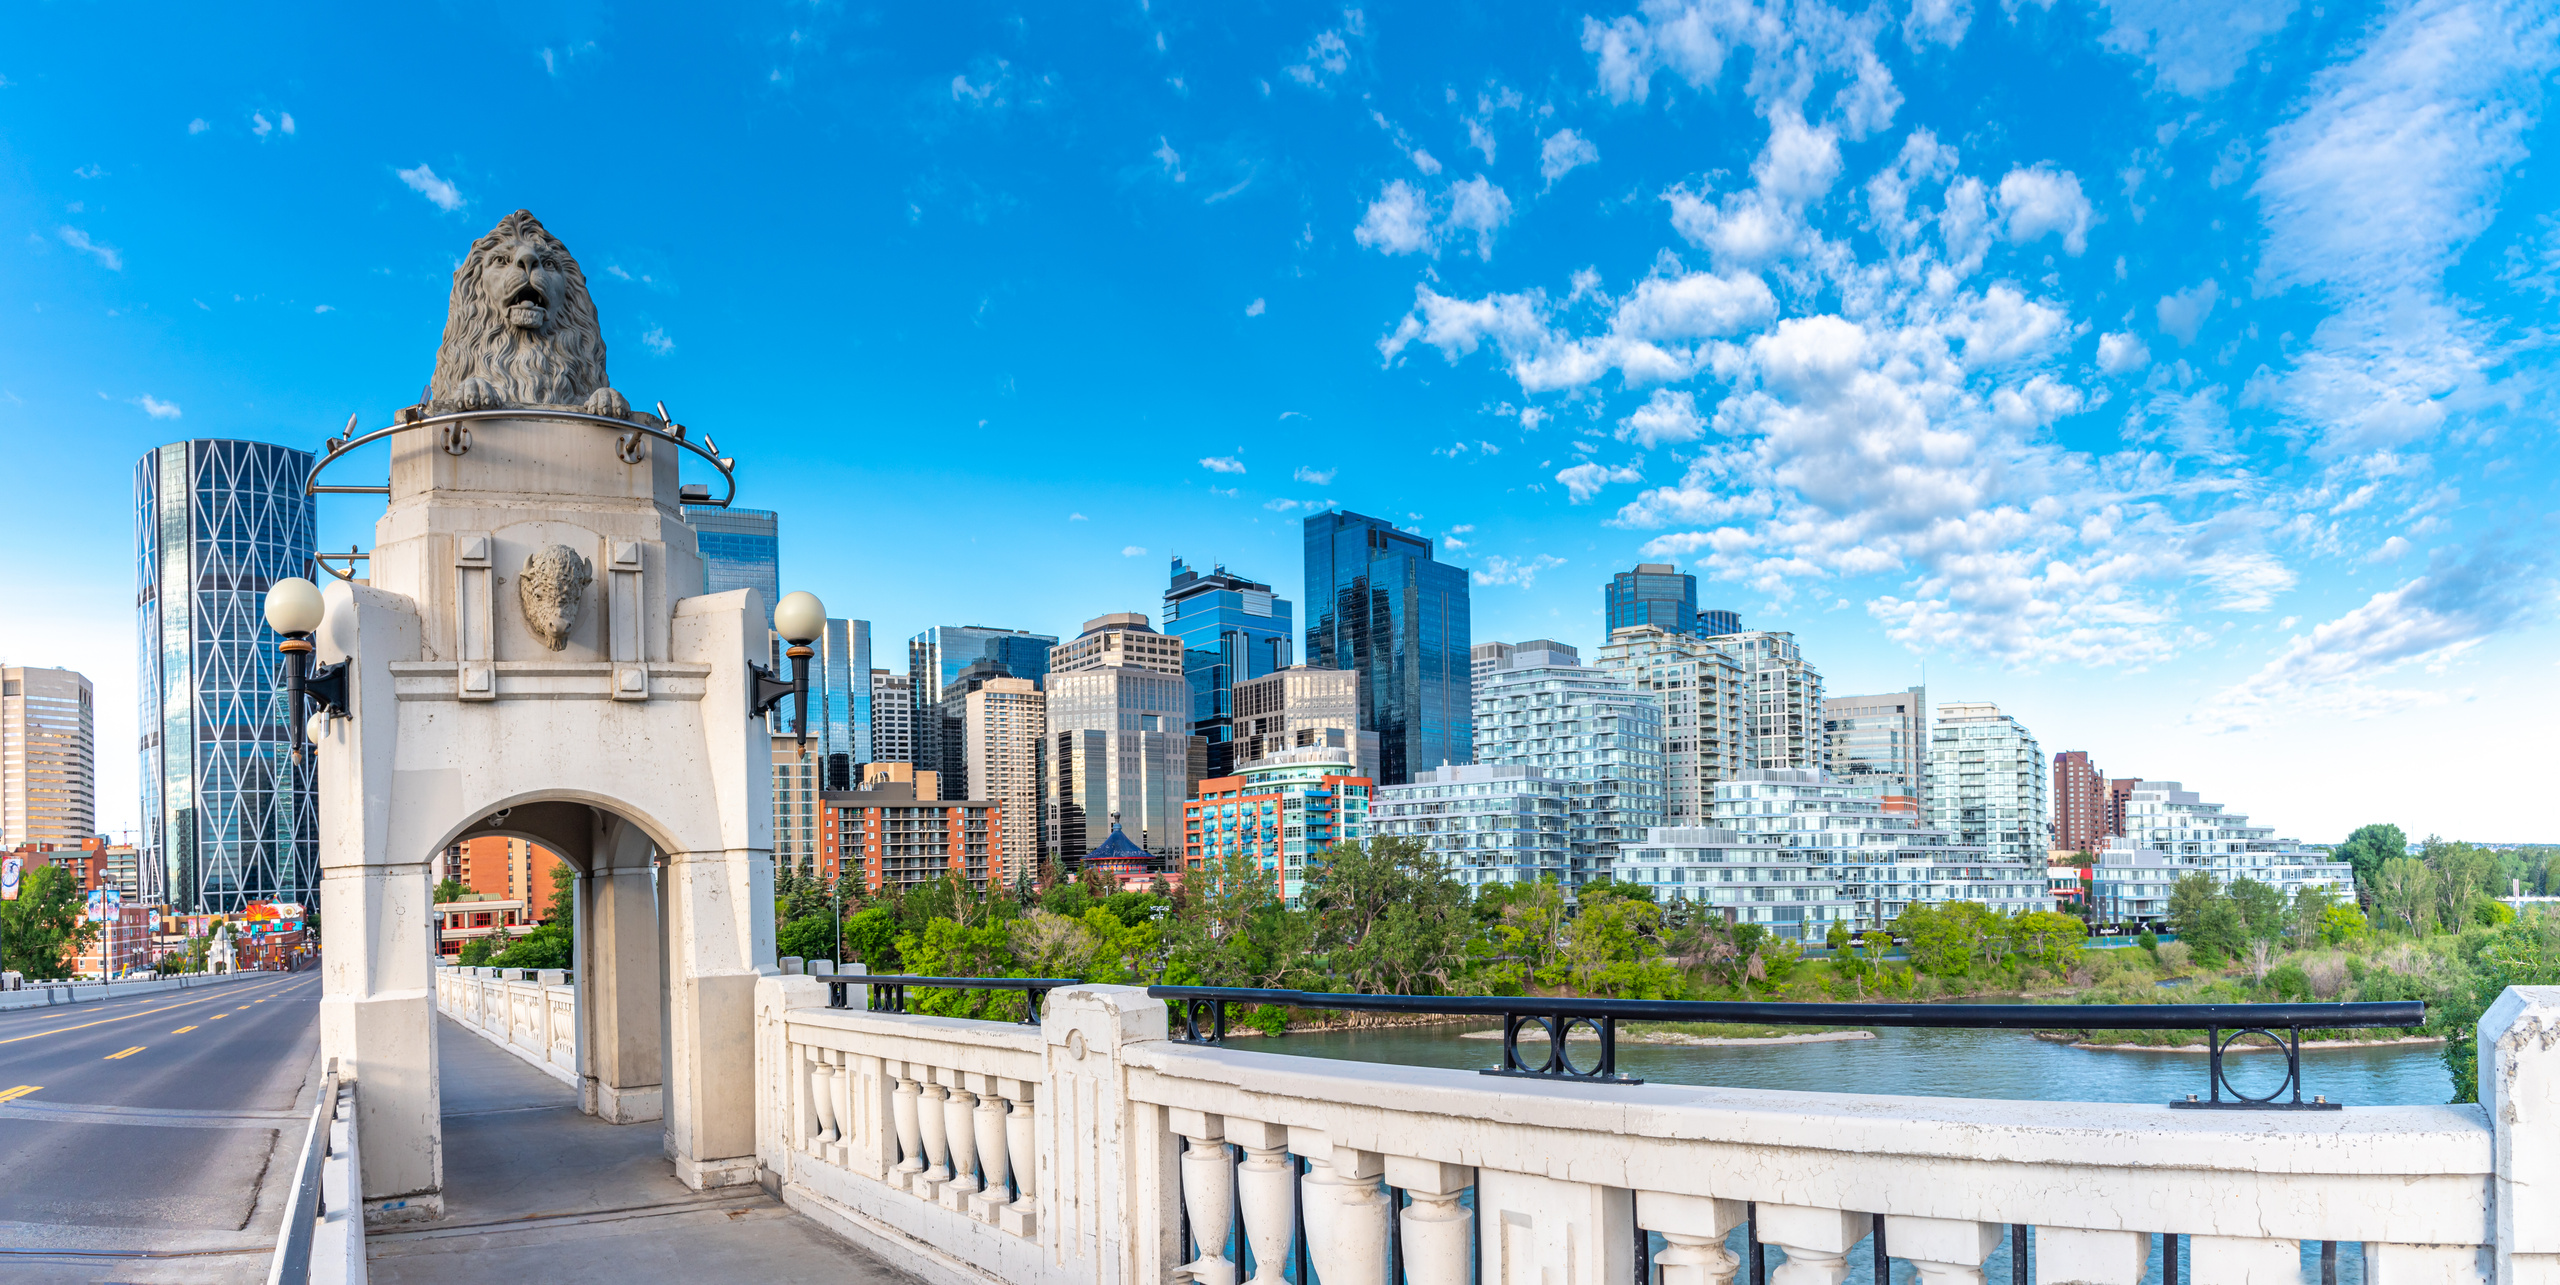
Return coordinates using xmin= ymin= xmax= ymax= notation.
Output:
xmin=5 ymin=3 xmax=2554 ymax=845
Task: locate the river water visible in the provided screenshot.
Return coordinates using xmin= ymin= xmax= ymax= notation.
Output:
xmin=1239 ymin=1023 xmax=2457 ymax=1285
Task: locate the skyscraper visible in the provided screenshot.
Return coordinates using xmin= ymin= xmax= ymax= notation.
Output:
xmin=1303 ymin=510 xmax=1471 ymax=785
xmin=683 ymin=506 xmax=780 ymax=627
xmin=1929 ymin=701 xmax=2050 ymax=862
xmin=1823 ymin=686 xmax=1928 ymax=812
xmin=1232 ymin=665 xmax=1377 ymax=781
xmin=1597 ymin=625 xmax=1822 ymax=826
xmin=868 ymin=670 xmax=913 ymax=765
xmin=908 ymin=625 xmax=1060 ymax=795
xmin=1039 ymin=614 xmax=1201 ymax=866
xmin=135 ymin=439 xmax=318 ymax=912
xmin=1472 ymin=640 xmax=1664 ymax=884
xmin=1163 ymin=558 xmax=1294 ymax=778
xmin=1605 ymin=562 xmax=1741 ymax=638
xmin=2053 ymin=749 xmax=2109 ymax=855
xmin=965 ymin=677 xmax=1045 ymax=884
xmin=2 ymin=667 xmax=96 ymax=849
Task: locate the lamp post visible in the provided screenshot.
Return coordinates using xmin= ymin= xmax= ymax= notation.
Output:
xmin=262 ymin=577 xmax=349 ymax=762
xmin=750 ymin=590 xmax=828 ymax=751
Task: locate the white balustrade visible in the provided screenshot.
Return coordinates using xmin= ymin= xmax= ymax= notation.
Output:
xmin=432 ymin=966 xmax=576 ymax=1085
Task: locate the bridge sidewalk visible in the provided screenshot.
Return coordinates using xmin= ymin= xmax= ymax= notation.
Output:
xmin=365 ymin=1016 xmax=920 ymax=1284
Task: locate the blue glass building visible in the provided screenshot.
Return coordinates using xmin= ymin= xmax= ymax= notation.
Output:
xmin=1163 ymin=557 xmax=1294 ymax=777
xmin=1606 ymin=562 xmax=1742 ymax=638
xmin=1302 ymin=510 xmax=1471 ymax=786
xmin=683 ymin=505 xmax=780 ymax=627
xmin=906 ymin=625 xmax=1059 ymax=785
xmin=135 ymin=440 xmax=318 ymax=913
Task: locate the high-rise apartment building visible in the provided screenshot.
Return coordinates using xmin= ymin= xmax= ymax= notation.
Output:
xmin=2 ymin=667 xmax=95 ymax=849
xmin=1823 ymin=686 xmax=1928 ymax=812
xmin=1040 ymin=614 xmax=1201 ymax=866
xmin=1724 ymin=631 xmax=1824 ymax=771
xmin=768 ymin=617 xmax=870 ymax=874
xmin=1473 ymin=640 xmax=1664 ymax=884
xmin=1371 ymin=763 xmax=1570 ymax=889
xmin=1232 ymin=665 xmax=1378 ymax=781
xmin=1697 ymin=608 xmax=1743 ymax=637
xmin=1163 ymin=559 xmax=1295 ymax=778
xmin=682 ymin=506 xmax=780 ymax=627
xmin=1469 ymin=642 xmax=1514 ymax=707
xmin=2052 ymin=750 xmax=2111 ymax=854
xmin=1595 ymin=626 xmax=1819 ymax=826
xmin=964 ymin=677 xmax=1045 ymax=885
xmin=1928 ymin=702 xmax=2049 ymax=862
xmin=1182 ymin=746 xmax=1370 ymax=904
xmin=823 ymin=779 xmax=1002 ymax=892
xmin=1604 ymin=562 xmax=1742 ymax=638
xmin=1303 ymin=510 xmax=1471 ymax=785
xmin=135 ymin=439 xmax=317 ymax=912
xmin=450 ymin=836 xmax=565 ymax=911
xmin=868 ymin=670 xmax=913 ymax=765
xmin=2106 ymin=777 xmax=2141 ymax=840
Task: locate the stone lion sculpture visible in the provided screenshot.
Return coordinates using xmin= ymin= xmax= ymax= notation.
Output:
xmin=424 ymin=209 xmax=631 ymax=419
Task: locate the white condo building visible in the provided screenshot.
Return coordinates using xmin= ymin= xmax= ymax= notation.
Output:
xmin=2090 ymin=780 xmax=2355 ymax=923
xmin=1371 ymin=763 xmax=1571 ymax=887
xmin=1473 ymin=641 xmax=1664 ymax=885
xmin=1928 ymin=701 xmax=2049 ymax=862
xmin=1596 ymin=627 xmax=1823 ymax=830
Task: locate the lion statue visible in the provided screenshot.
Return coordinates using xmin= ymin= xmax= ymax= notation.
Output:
xmin=423 ymin=209 xmax=631 ymax=419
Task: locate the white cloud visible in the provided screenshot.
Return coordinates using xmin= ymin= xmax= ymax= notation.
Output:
xmin=1903 ymin=0 xmax=1971 ymax=48
xmin=1442 ymin=176 xmax=1513 ymax=260
xmin=1246 ymin=298 xmax=1266 ymax=316
xmin=1199 ymin=455 xmax=1247 ymax=474
xmin=2096 ymin=0 xmax=2299 ymax=97
xmin=2366 ymin=535 xmax=2413 ymax=563
xmin=1294 ymin=465 xmax=1337 ymax=485
xmin=1285 ymin=15 xmax=1358 ymax=88
xmin=57 ymin=226 xmax=121 ymax=270
xmin=1611 ymin=267 xmax=1778 ymax=342
xmin=186 ymin=118 xmax=210 ymax=134
xmin=1069 ymin=513 xmax=1089 ymax=521
xmin=1355 ymin=180 xmax=1434 ymax=255
xmin=313 ymin=304 xmax=333 ymax=314
xmin=2155 ymin=279 xmax=2219 ymax=345
xmin=132 ymin=394 xmax=181 ymax=419
xmin=1557 ymin=461 xmax=1644 ymax=503
xmin=252 ymin=112 xmax=273 ymax=137
xmin=396 ymin=163 xmax=463 ymax=212
xmin=1123 ymin=546 xmax=1148 ymax=557
xmin=281 ymin=112 xmax=295 ymax=135
xmin=1539 ymin=129 xmax=1599 ymax=188
xmin=1153 ymin=136 xmax=1186 ymax=183
xmin=641 ymin=326 xmax=675 ymax=356
xmin=1467 ymin=118 xmax=1498 ymax=162
xmin=1989 ymin=374 xmax=2084 ymax=428
xmin=1995 ymin=164 xmax=2091 ymax=254
xmin=1617 ymin=389 xmax=1706 ymax=447
xmin=1579 ymin=0 xmax=1902 ymax=139
xmin=2096 ymin=331 xmax=2151 ymax=374
xmin=1474 ymin=553 xmax=1567 ymax=587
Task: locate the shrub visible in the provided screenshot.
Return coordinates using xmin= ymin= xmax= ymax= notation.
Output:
xmin=2137 ymin=929 xmax=2158 ymax=955
xmin=2154 ymin=941 xmax=2193 ymax=974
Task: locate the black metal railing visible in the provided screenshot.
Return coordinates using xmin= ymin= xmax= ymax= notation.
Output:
xmin=826 ymin=974 xmax=1081 ymax=1026
xmin=1147 ymin=986 xmax=2425 ymax=1108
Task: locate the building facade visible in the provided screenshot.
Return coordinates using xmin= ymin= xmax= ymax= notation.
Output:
xmin=2052 ymin=750 xmax=2111 ymax=854
xmin=1182 ymin=746 xmax=1370 ymax=904
xmin=135 ymin=439 xmax=318 ymax=913
xmin=448 ymin=835 xmax=565 ymax=910
xmin=1468 ymin=642 xmax=1514 ymax=707
xmin=821 ymin=780 xmax=1002 ymax=891
xmin=964 ymin=676 xmax=1045 ymax=885
xmin=1164 ymin=560 xmax=1295 ymax=779
xmin=2089 ymin=779 xmax=2356 ymax=923
xmin=1613 ymin=825 xmax=1864 ymax=940
xmin=1371 ymin=763 xmax=1569 ymax=889
xmin=1040 ymin=614 xmax=1200 ymax=867
xmin=1303 ymin=510 xmax=1470 ymax=785
xmin=1473 ymin=641 xmax=1664 ymax=885
xmin=1723 ymin=632 xmax=1824 ymax=772
xmin=1928 ymin=702 xmax=2050 ymax=862
xmin=1822 ymin=686 xmax=1928 ymax=813
xmin=1231 ymin=665 xmax=1377 ymax=781
xmin=2 ymin=667 xmax=95 ymax=849
xmin=1594 ymin=626 xmax=1742 ymax=827
xmin=909 ymin=625 xmax=1058 ymax=792
xmin=769 ymin=617 xmax=871 ymax=874
xmin=682 ymin=505 xmax=780 ymax=626
xmin=868 ymin=670 xmax=913 ymax=765
xmin=1604 ymin=562 xmax=1742 ymax=639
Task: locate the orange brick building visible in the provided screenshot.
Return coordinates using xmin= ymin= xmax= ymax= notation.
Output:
xmin=820 ymin=779 xmax=1002 ymax=891
xmin=448 ymin=836 xmax=565 ymax=918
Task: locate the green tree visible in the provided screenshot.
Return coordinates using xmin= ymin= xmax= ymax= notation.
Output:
xmin=776 ymin=914 xmax=839 ymax=963
xmin=1895 ymin=902 xmax=1995 ymax=977
xmin=434 ymin=877 xmax=465 ymax=905
xmin=1482 ymin=878 xmax=1569 ymax=993
xmin=2336 ymin=823 xmax=2409 ymax=905
xmin=2228 ymin=878 xmax=2286 ymax=943
xmin=2317 ymin=904 xmax=2370 ymax=947
xmin=2375 ymin=858 xmax=2436 ymax=935
xmin=843 ymin=907 xmax=900 ymax=969
xmin=2441 ymin=916 xmax=2560 ymax=1103
xmin=2009 ymin=911 xmax=2088 ymax=976
xmin=1554 ymin=891 xmax=1680 ymax=998
xmin=490 ymin=923 xmax=572 ymax=971
xmin=543 ymin=863 xmax=575 ymax=924
xmin=0 ymin=864 xmax=99 ymax=979
xmin=2286 ymin=886 xmax=2340 ymax=948
xmin=2426 ymin=841 xmax=2498 ymax=930
xmin=1300 ymin=838 xmax=1470 ymax=996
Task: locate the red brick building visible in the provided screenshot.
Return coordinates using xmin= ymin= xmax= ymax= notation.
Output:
xmin=2052 ymin=751 xmax=2111 ymax=854
xmin=821 ymin=781 xmax=1003 ymax=891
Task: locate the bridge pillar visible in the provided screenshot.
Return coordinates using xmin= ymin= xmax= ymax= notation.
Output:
xmin=582 ymin=832 xmax=664 ymax=1123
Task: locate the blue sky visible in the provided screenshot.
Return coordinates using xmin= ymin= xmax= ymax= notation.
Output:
xmin=3 ymin=1 xmax=2554 ymax=844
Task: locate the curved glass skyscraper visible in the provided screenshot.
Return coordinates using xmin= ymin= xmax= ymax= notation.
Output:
xmin=135 ymin=440 xmax=317 ymax=912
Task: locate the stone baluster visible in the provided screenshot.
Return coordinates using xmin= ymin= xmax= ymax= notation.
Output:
xmin=1001 ymin=1086 xmax=1038 ymax=1237
xmin=809 ymin=1052 xmax=841 ymax=1146
xmin=1885 ymin=1217 xmax=2003 ymax=1285
xmin=916 ymin=1078 xmax=952 ymax=1189
xmin=1388 ymin=1158 xmax=1475 ymax=1285
xmin=1299 ymin=1142 xmax=1389 ymax=1285
xmin=941 ymin=1078 xmax=982 ymax=1209
xmin=1171 ymin=1110 xmax=1237 ymax=1285
xmin=971 ymin=1079 xmax=1012 ymax=1223
xmin=2034 ymin=1229 xmax=2150 ymax=1285
xmin=1642 ymin=1193 xmax=1746 ymax=1285
xmin=1759 ymin=1205 xmax=1868 ymax=1285
xmin=891 ymin=1066 xmax=926 ymax=1182
xmin=1230 ymin=1121 xmax=1294 ymax=1285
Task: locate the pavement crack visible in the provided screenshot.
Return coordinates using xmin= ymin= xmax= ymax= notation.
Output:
xmin=236 ymin=1122 xmax=279 ymax=1232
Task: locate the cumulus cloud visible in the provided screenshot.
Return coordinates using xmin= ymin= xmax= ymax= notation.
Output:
xmin=1539 ymin=129 xmax=1599 ymax=188
xmin=2096 ymin=331 xmax=2151 ymax=374
xmin=641 ymin=326 xmax=674 ymax=356
xmin=1558 ymin=460 xmax=1644 ymax=503
xmin=1285 ymin=13 xmax=1359 ymax=88
xmin=1246 ymin=298 xmax=1266 ymax=316
xmin=2155 ymin=279 xmax=2219 ymax=345
xmin=1442 ymin=176 xmax=1513 ymax=259
xmin=132 ymin=394 xmax=182 ymax=419
xmin=2097 ymin=0 xmax=2300 ymax=97
xmin=1294 ymin=465 xmax=1337 ymax=485
xmin=1617 ymin=389 xmax=1706 ymax=447
xmin=1903 ymin=0 xmax=1971 ymax=48
xmin=1153 ymin=137 xmax=1186 ymax=183
xmin=1474 ymin=553 xmax=1567 ymax=587
xmin=187 ymin=118 xmax=210 ymax=134
xmin=1123 ymin=546 xmax=1148 ymax=557
xmin=1995 ymin=164 xmax=2091 ymax=254
xmin=397 ymin=163 xmax=463 ymax=212
xmin=1355 ymin=176 xmax=1514 ymax=260
xmin=57 ymin=226 xmax=121 ymax=270
xmin=1199 ymin=455 xmax=1247 ymax=474
xmin=1580 ymin=0 xmax=1902 ymax=138
xmin=1355 ymin=180 xmax=1434 ymax=255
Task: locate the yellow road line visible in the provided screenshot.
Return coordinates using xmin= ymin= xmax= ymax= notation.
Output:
xmin=0 ymin=977 xmax=299 ymax=1046
xmin=105 ymin=1046 xmax=144 ymax=1060
xmin=210 ymin=1014 xmax=227 ymax=1020
xmin=0 ymin=1085 xmax=39 ymax=1102
xmin=173 ymin=1026 xmax=198 ymax=1034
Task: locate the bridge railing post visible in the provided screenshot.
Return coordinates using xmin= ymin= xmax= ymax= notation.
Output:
xmin=2483 ymin=986 xmax=2560 ymax=1285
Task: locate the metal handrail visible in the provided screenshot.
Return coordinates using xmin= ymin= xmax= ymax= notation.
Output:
xmin=302 ymin=404 xmax=737 ymax=510
xmin=826 ymin=974 xmax=1083 ymax=1026
xmin=1146 ymin=985 xmax=2424 ymax=1108
xmin=267 ymin=1059 xmax=339 ymax=1285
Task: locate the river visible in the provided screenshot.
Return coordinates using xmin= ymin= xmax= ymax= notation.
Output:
xmin=1242 ymin=1022 xmax=2456 ymax=1285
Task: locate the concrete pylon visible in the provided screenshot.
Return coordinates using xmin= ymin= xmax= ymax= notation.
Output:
xmin=308 ymin=211 xmax=775 ymax=1221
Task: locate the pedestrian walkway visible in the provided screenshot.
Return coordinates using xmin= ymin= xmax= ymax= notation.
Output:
xmin=366 ymin=1016 xmax=919 ymax=1283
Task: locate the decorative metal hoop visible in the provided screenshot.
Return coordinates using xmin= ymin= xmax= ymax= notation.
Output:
xmin=2212 ymin=1027 xmax=2296 ymax=1104
xmin=304 ymin=406 xmax=738 ymax=508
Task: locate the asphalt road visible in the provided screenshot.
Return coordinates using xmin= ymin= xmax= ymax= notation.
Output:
xmin=0 ymin=971 xmax=320 ymax=1282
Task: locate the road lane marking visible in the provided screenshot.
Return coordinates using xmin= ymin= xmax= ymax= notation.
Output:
xmin=210 ymin=1014 xmax=227 ymax=1020
xmin=0 ymin=977 xmax=302 ymax=1045
xmin=0 ymin=1086 xmax=38 ymax=1102
xmin=105 ymin=1047 xmax=144 ymax=1060
xmin=172 ymin=1026 xmax=198 ymax=1034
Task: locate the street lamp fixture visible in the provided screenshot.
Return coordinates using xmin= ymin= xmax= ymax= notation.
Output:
xmin=264 ymin=576 xmax=349 ymax=762
xmin=751 ymin=590 xmax=827 ymax=751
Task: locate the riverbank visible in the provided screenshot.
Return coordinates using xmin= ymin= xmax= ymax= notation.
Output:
xmin=1459 ymin=1027 xmax=1875 ymax=1047
xmin=2035 ymin=1032 xmax=2446 ymax=1053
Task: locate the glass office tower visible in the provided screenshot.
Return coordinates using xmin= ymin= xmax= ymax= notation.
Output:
xmin=907 ymin=626 xmax=1059 ymax=787
xmin=135 ymin=440 xmax=318 ymax=912
xmin=1163 ymin=557 xmax=1294 ymax=777
xmin=683 ymin=505 xmax=780 ymax=627
xmin=1606 ymin=562 xmax=1741 ymax=638
xmin=1302 ymin=509 xmax=1471 ymax=786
